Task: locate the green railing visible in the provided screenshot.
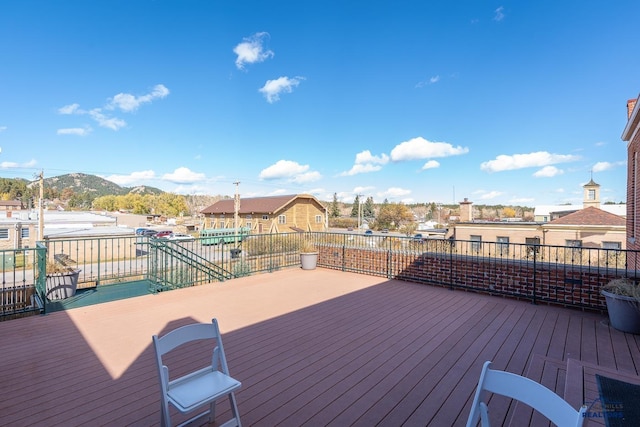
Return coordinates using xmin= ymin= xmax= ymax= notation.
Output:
xmin=1 ymin=231 xmax=638 ymax=319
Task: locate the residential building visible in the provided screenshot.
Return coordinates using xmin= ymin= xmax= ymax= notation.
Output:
xmin=624 ymin=94 xmax=640 ymax=254
xmin=449 ymin=179 xmax=625 ymax=249
xmin=201 ymin=194 xmax=328 ymax=233
xmin=0 ymin=200 xmax=24 ymax=214
xmin=533 ymin=180 xmax=626 ymax=222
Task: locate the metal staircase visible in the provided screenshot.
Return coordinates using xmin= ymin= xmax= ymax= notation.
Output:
xmin=148 ymin=239 xmax=235 ymax=292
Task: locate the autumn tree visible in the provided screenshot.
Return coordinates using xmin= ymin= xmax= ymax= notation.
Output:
xmin=502 ymin=207 xmax=516 ymax=218
xmin=373 ymin=202 xmax=414 ymax=231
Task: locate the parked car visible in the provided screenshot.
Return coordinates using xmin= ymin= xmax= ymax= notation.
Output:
xmin=413 ymin=233 xmax=424 ymax=242
xmin=168 ymin=233 xmax=195 ymax=242
xmin=153 ymin=230 xmax=173 ymax=239
xmin=138 ymin=229 xmax=158 ymax=237
xmin=365 ymin=230 xmax=373 ymax=235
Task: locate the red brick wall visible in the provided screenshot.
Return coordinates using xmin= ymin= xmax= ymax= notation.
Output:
xmin=319 ymin=247 xmax=616 ymax=311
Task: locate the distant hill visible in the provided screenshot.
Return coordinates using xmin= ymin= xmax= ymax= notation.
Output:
xmin=43 ymin=173 xmax=164 ymax=197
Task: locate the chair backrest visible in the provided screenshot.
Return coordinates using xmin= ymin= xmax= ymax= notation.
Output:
xmin=152 ymin=318 xmax=240 ymax=427
xmin=152 ymin=319 xmax=232 ymax=386
xmin=466 ymin=361 xmax=586 ymax=427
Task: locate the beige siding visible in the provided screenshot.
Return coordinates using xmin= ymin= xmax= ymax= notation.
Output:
xmin=452 ymin=222 xmax=625 ymax=249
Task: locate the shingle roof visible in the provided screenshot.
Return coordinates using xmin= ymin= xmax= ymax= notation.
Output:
xmin=200 ymin=194 xmax=324 ymax=215
xmin=547 ymin=206 xmax=625 ymax=226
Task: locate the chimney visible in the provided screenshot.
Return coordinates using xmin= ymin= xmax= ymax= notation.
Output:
xmin=628 ymin=99 xmax=637 ymax=119
xmin=459 ymin=198 xmax=473 ymax=222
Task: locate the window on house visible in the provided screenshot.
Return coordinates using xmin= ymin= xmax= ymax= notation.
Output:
xmin=602 ymin=241 xmax=621 ymax=251
xmin=496 ymin=236 xmax=509 ymax=256
xmin=278 ymin=215 xmax=286 ymax=224
xmin=245 ymin=221 xmax=252 ymax=230
xmin=525 ymin=237 xmax=540 ymax=257
xmin=315 ymin=215 xmax=322 ymax=223
xmin=0 ymin=228 xmax=8 ymax=239
xmin=262 ymin=215 xmax=269 ymax=220
xmin=21 ymin=228 xmax=29 ymax=238
xmin=588 ymin=189 xmax=596 ymax=200
xmin=470 ymin=235 xmax=481 ymax=253
xmin=565 ymin=239 xmax=582 ymax=261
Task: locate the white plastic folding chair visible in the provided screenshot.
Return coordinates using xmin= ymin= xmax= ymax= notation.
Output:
xmin=466 ymin=361 xmax=587 ymax=427
xmin=152 ymin=318 xmax=241 ymax=427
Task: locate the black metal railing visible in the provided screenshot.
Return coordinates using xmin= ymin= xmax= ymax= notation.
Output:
xmin=1 ymin=231 xmax=637 ymax=319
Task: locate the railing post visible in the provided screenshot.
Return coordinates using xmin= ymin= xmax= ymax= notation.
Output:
xmin=35 ymin=242 xmax=47 ymax=314
xmin=97 ymin=238 xmax=101 ymax=286
xmin=532 ymin=244 xmax=538 ymax=305
xmin=342 ymin=234 xmax=348 ymax=271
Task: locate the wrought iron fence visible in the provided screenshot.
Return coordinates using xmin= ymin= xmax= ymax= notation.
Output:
xmin=1 ymin=231 xmax=637 ymax=319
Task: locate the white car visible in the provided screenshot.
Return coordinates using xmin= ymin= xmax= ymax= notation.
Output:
xmin=167 ymin=233 xmax=195 ymax=241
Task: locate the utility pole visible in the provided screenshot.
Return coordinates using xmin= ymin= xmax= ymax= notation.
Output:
xmin=233 ymin=181 xmax=240 ymax=247
xmin=38 ymin=171 xmax=44 ymax=241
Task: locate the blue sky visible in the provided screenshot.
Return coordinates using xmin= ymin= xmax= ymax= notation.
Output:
xmin=1 ymin=1 xmax=638 ymax=207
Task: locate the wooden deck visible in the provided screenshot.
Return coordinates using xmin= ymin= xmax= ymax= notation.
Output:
xmin=1 ymin=268 xmax=640 ymax=426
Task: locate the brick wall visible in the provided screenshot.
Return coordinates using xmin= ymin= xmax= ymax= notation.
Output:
xmin=319 ymin=246 xmax=619 ymax=311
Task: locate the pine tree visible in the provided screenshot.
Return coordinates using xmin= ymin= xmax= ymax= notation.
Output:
xmin=330 ymin=193 xmax=341 ymax=218
xmin=350 ymin=195 xmax=360 ymax=217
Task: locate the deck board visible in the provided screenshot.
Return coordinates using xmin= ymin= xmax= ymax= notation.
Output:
xmin=0 ymin=268 xmax=639 ymax=426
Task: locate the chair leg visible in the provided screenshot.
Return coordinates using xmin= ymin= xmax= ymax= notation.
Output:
xmin=228 ymin=392 xmax=241 ymax=427
xmin=161 ymin=401 xmax=171 ymax=427
xmin=208 ymin=400 xmax=216 ymax=423
xmin=479 ymin=402 xmax=490 ymax=427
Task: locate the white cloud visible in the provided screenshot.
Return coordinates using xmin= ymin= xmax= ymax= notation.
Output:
xmin=341 ymin=150 xmax=389 ymax=176
xmin=107 ymin=84 xmax=170 ymax=112
xmin=292 ymin=171 xmax=322 ymax=184
xmin=259 ymin=76 xmax=304 ymax=103
xmin=105 ymin=170 xmax=156 ymax=186
xmin=378 ymin=187 xmax=411 ymax=199
xmin=234 ymin=32 xmax=274 ymax=70
xmin=58 ymin=84 xmax=169 ymax=132
xmin=415 ymin=75 xmax=440 ymax=88
xmin=0 ymin=159 xmax=37 ymax=169
xmin=510 ymin=197 xmax=535 ymax=204
xmin=259 ymin=160 xmax=307 ymax=180
xmin=422 ymin=160 xmax=440 ymax=170
xmin=259 ymin=159 xmax=321 ymax=183
xmin=480 ymin=151 xmax=580 ymax=173
xmin=390 ymin=137 xmax=469 ymax=161
xmin=89 ymin=109 xmax=127 ymax=131
xmin=355 ymin=150 xmax=389 ymax=165
xmin=343 ymin=164 xmax=384 ymax=175
xmin=0 ymin=126 xmax=6 ymax=132
xmin=353 ymin=186 xmax=375 ymax=194
xmin=533 ymin=165 xmax=564 ymax=177
xmin=479 ymin=191 xmax=503 ymax=200
xmin=57 ymin=127 xmax=92 ymax=136
xmin=58 ymin=104 xmax=81 ymax=115
xmin=593 ymin=161 xmax=625 ymax=172
xmin=494 ymin=6 xmax=505 ymax=21
xmin=162 ymin=167 xmax=206 ymax=184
